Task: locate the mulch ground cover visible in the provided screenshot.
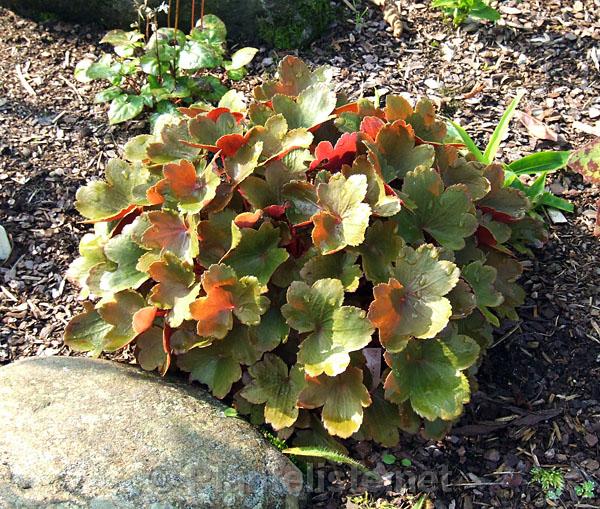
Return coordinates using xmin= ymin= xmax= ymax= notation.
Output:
xmin=0 ymin=1 xmax=598 ymax=507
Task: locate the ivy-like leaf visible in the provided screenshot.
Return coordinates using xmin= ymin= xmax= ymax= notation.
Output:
xmin=75 ymin=159 xmax=151 ymax=222
xmin=282 ymin=279 xmax=374 ymax=376
xmin=241 ymin=353 xmax=307 ymax=430
xmin=365 ymin=120 xmax=435 ymax=182
xmin=342 ymin=156 xmax=401 ymax=217
xmin=254 ymin=55 xmax=332 ymax=101
xmin=395 ymin=166 xmax=478 ymax=250
xmin=477 ymin=164 xmax=529 ymax=221
xmin=368 ymin=244 xmax=459 ymax=352
xmin=357 ymin=220 xmax=404 ymax=283
xmin=135 ymin=326 xmax=170 ymax=375
xmin=461 ymin=260 xmax=504 ymax=325
xmin=65 ymin=290 xmax=155 ymax=356
xmin=100 ymin=223 xmax=149 ymax=295
xmin=311 ymin=173 xmax=371 ymax=255
xmin=152 ymin=159 xmax=220 ymax=213
xmin=384 ymin=331 xmax=480 ymax=421
xmin=141 ymin=210 xmax=199 ymax=264
xmin=298 ymin=367 xmax=371 ymax=439
xmin=300 ymin=251 xmax=362 ymax=292
xmin=189 ymin=263 xmax=269 ymax=339
xmin=221 ymin=223 xmax=289 ymax=285
xmin=272 ymin=84 xmax=337 ymax=130
xmin=148 ymin=253 xmax=200 ymax=327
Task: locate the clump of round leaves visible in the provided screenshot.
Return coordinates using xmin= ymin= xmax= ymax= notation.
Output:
xmin=66 ymin=56 xmax=547 ymax=447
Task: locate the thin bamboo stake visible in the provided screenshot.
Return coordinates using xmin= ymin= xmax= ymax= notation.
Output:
xmin=200 ymin=0 xmax=205 ymax=29
xmin=167 ymin=0 xmax=172 ymax=27
xmin=191 ymin=0 xmax=196 ymax=30
xmin=174 ymin=0 xmax=181 ymax=32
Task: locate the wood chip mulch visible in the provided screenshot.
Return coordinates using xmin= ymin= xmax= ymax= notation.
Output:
xmin=0 ymin=1 xmax=599 ymax=507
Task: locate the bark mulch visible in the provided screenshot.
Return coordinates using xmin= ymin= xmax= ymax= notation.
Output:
xmin=0 ymin=1 xmax=599 ymax=507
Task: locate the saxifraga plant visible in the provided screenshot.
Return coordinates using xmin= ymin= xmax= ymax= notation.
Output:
xmin=75 ymin=8 xmax=257 ymax=125
xmin=65 ymin=56 xmax=553 ymax=448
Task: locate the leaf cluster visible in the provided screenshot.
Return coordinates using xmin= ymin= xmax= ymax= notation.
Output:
xmin=66 ymin=56 xmax=552 ymax=447
xmin=75 ymin=15 xmax=257 ymax=124
xmin=432 ymin=0 xmax=500 ymax=26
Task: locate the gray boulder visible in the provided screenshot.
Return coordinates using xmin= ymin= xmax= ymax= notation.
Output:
xmin=0 ymin=356 xmax=304 ymax=508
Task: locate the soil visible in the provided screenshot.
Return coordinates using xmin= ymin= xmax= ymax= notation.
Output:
xmin=0 ymin=1 xmax=599 ymax=508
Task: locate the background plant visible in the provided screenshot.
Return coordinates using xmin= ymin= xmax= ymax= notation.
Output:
xmin=75 ymin=3 xmax=257 ymax=125
xmin=431 ymin=0 xmax=500 ymax=26
xmin=65 ymin=56 xmax=557 ymax=449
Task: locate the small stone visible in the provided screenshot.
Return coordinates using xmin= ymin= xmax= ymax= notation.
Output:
xmin=585 ymin=433 xmax=599 ymax=447
xmin=589 ymin=107 xmax=600 ymax=119
xmin=484 ymin=449 xmax=500 ymax=462
xmin=424 ymin=78 xmax=440 ymax=90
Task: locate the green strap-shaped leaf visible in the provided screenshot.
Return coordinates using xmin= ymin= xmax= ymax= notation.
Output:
xmin=311 ymin=173 xmax=371 ymax=255
xmin=299 ymin=368 xmax=372 ymax=439
xmin=282 ymin=279 xmax=374 ymax=376
xmin=395 ymin=165 xmax=478 ymax=250
xmin=241 ymin=354 xmax=307 ymax=430
xmin=368 ymin=244 xmax=459 ymax=352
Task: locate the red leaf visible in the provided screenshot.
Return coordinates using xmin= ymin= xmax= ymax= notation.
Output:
xmin=264 ymin=203 xmax=290 ymax=219
xmin=234 ymin=210 xmax=263 ymax=228
xmin=163 ymin=160 xmax=198 ymax=197
xmin=216 ymin=133 xmax=248 ymax=157
xmin=476 ymin=225 xmax=497 ymax=247
xmin=133 ymin=306 xmax=157 ymax=334
xmin=360 ymin=116 xmax=385 ymax=141
xmin=309 ymin=132 xmax=358 ymax=172
xmin=206 ymin=107 xmax=244 ymax=124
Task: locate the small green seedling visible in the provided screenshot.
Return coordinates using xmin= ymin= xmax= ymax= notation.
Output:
xmin=432 ymin=0 xmax=500 ymax=26
xmin=575 ymin=480 xmax=596 ymax=499
xmin=531 ymin=467 xmax=565 ymax=500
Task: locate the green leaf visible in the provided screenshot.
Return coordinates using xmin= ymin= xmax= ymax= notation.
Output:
xmin=483 ymin=90 xmax=525 ymax=164
xmin=461 ymin=260 xmax=503 ymax=325
xmin=311 ymin=173 xmax=371 ymax=254
xmin=123 ymin=134 xmax=153 ymax=162
xmin=241 ymin=354 xmax=307 ymax=429
xmin=100 ymin=223 xmax=149 ymax=295
xmin=178 ymin=40 xmax=221 ymax=71
xmin=94 ymin=87 xmax=123 ymax=104
xmin=197 ymin=210 xmax=237 ymax=268
xmin=445 ymin=119 xmax=485 ymax=162
xmin=221 ymin=223 xmax=289 ymax=285
xmin=508 ymin=150 xmax=570 ymax=175
xmin=65 ymin=289 xmax=155 ymax=356
xmin=395 ymin=165 xmax=478 ymax=250
xmin=438 ymin=150 xmax=490 ymax=201
xmin=228 ymin=47 xmax=258 ymax=69
xmin=365 ymin=120 xmax=435 ymax=182
xmin=568 ymin=137 xmax=600 ymax=184
xmin=108 ymin=95 xmax=145 ymax=124
xmin=360 ymin=390 xmax=402 ymax=447
xmin=147 ymin=119 xmax=200 ymax=164
xmin=66 ymin=228 xmax=109 ymax=298
xmin=384 ymin=332 xmax=479 ymax=421
xmin=368 ymin=244 xmax=459 ymax=352
xmin=484 ymin=252 xmax=525 ymax=321
xmin=282 ymin=446 xmax=370 ymax=473
xmin=478 ymin=164 xmax=530 ymax=221
xmin=75 ymin=159 xmax=151 ymax=222
xmin=382 ymin=453 xmax=396 ymax=465
xmin=190 ymin=14 xmax=227 ymax=44
xmin=357 ymin=220 xmax=404 ymax=284
xmin=300 ymin=251 xmax=362 ymax=292
xmin=299 ymin=367 xmax=371 ymax=438
xmin=272 ymin=83 xmax=337 ymax=130
xmin=471 ymin=0 xmax=501 ymax=21
xmin=282 ymin=279 xmax=374 ymax=376
xmin=537 ymin=192 xmax=574 ymax=212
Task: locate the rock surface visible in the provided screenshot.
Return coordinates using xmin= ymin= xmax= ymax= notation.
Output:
xmin=0 ymin=356 xmax=304 ymax=508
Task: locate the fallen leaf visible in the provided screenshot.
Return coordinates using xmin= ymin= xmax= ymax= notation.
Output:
xmin=514 ymin=111 xmax=558 ymax=141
